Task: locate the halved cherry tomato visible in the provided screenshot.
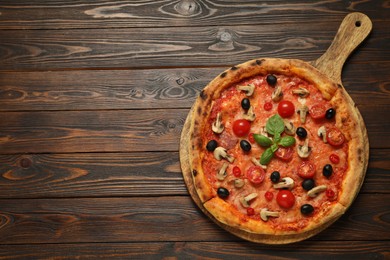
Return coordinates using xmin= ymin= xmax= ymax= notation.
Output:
xmin=232 ymin=119 xmax=251 ymax=137
xmin=265 ymin=191 xmax=274 ymax=201
xmin=297 ymin=161 xmax=316 ymax=179
xmin=309 ymin=104 xmax=326 ymax=119
xmin=326 ymin=128 xmax=345 ymax=146
xmin=246 ymin=166 xmax=265 ymax=184
xmin=233 ymin=166 xmax=241 ymax=177
xmin=247 ymin=207 xmax=255 ymax=216
xmin=276 ymin=190 xmax=295 ymax=209
xmin=248 ymin=133 xmax=255 ymax=144
xmin=275 ymin=147 xmax=294 ymax=161
xmin=278 ymin=100 xmax=295 ymax=118
xmin=264 ymin=101 xmax=273 ymax=111
xmin=329 ymin=153 xmax=340 ymax=164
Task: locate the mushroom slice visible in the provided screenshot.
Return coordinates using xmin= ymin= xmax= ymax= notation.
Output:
xmin=216 ymin=162 xmax=229 ymax=181
xmin=250 ymin=157 xmax=267 ymax=169
xmin=212 ymin=112 xmax=224 ymax=134
xmin=242 ymin=106 xmax=255 ymax=121
xmin=317 ymin=126 xmax=327 ymax=143
xmin=307 ymin=185 xmax=327 ymax=198
xmin=237 ymin=83 xmax=255 ymax=96
xmin=260 ymin=208 xmax=280 ymax=221
xmin=283 ymin=119 xmax=296 ymax=136
xmin=297 ymin=138 xmax=311 ymax=158
xmin=233 ymin=179 xmax=245 ymax=188
xmin=214 ymin=147 xmax=235 ymax=163
xmin=273 ymin=177 xmax=294 ymax=190
xmin=240 ymin=193 xmax=258 ymax=208
xmin=271 ymin=86 xmax=283 ymax=102
xmin=297 ymin=105 xmax=309 ymax=123
xmin=292 ymin=87 xmax=310 ymax=98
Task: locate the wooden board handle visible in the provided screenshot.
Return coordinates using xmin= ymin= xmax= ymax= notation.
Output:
xmin=311 ymin=12 xmax=372 ymax=85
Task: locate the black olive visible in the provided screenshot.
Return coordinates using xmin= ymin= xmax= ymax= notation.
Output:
xmin=270 ymin=171 xmax=280 ymax=183
xmin=266 ymin=74 xmax=277 ymax=86
xmin=302 ymin=179 xmax=315 ymax=191
xmin=240 ymin=140 xmax=251 ymax=152
xmin=217 ymin=187 xmax=229 ymax=199
xmin=323 ymin=164 xmax=333 ymax=178
xmin=296 ymin=127 xmax=307 ymax=139
xmin=206 ymin=140 xmax=218 ymax=151
xmin=325 ymin=108 xmax=336 ymax=119
xmin=241 ymin=98 xmax=250 ymax=110
xmin=301 ymin=204 xmax=314 ymax=215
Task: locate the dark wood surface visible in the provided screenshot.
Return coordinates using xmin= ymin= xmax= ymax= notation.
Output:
xmin=0 ymin=1 xmax=389 ymax=259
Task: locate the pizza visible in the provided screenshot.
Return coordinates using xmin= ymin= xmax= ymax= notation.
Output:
xmin=181 ymin=58 xmax=369 ymax=244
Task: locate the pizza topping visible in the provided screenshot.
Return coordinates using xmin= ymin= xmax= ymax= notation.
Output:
xmin=300 ymin=204 xmax=314 ymax=215
xmin=232 ymin=119 xmax=251 ymax=137
xmin=248 ymin=133 xmax=255 ymax=143
xmin=276 ymin=190 xmax=295 ymax=209
xmin=237 ymin=83 xmax=255 ymax=96
xmin=266 ymin=74 xmax=277 ymax=86
xmin=217 ymin=187 xmax=230 ymax=199
xmin=260 ymin=208 xmax=280 ymax=221
xmin=266 ymin=114 xmax=285 ymax=135
xmin=271 ymin=86 xmax=283 ymax=102
xmin=241 ymin=98 xmax=251 ymax=110
xmin=329 ymin=153 xmax=340 ymax=164
xmin=297 ymin=161 xmax=316 ymax=179
xmin=279 ymin=136 xmax=296 ymax=147
xmin=325 ymin=108 xmax=336 ymax=119
xmin=233 ymin=179 xmax=245 ymax=188
xmin=326 ymin=128 xmax=345 ymax=146
xmin=270 ymin=171 xmax=281 ymax=183
xmin=240 ymin=193 xmax=258 ymax=207
xmin=247 ymin=207 xmax=255 ymax=216
xmin=206 ymin=140 xmax=218 ymax=151
xmin=283 ymin=120 xmax=296 ymax=135
xmin=317 ymin=126 xmax=327 ymax=143
xmin=265 ymin=191 xmax=274 ymax=201
xmin=273 ymin=177 xmax=294 ymax=190
xmin=212 ymin=112 xmax=224 ymax=134
xmin=278 ymin=100 xmax=295 ymax=118
xmin=322 ymin=164 xmax=333 ymax=178
xmin=216 ymin=162 xmax=229 ymax=181
xmin=214 ymin=147 xmax=235 ymax=163
xmin=307 ymin=185 xmax=327 ymax=198
xmin=246 ymin=166 xmax=265 ymax=184
xmin=297 ymin=139 xmax=312 ymax=158
xmin=296 ymin=127 xmax=308 ymax=139
xmin=325 ymin=188 xmax=336 ymax=199
xmin=232 ymin=166 xmax=242 ymax=177
xmin=309 ymin=104 xmax=326 ymax=119
xmin=240 ymin=140 xmax=252 ymax=152
xmin=242 ymin=106 xmax=256 ymax=121
xmin=302 ymin=179 xmax=315 ymax=191
xmin=297 ymin=105 xmax=309 ymax=123
xmin=275 ymin=147 xmax=294 ymax=161
xmin=264 ymin=101 xmax=273 ymax=111
xmin=254 ymin=134 xmax=273 ymax=147
xmin=292 ymin=87 xmax=310 ymax=98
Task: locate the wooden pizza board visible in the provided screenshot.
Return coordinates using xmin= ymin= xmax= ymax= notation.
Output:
xmin=179 ymin=12 xmax=372 ymax=244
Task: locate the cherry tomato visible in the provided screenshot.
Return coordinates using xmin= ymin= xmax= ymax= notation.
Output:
xmin=275 ymin=147 xmax=294 ymax=161
xmin=265 ymin=191 xmax=274 ymax=201
xmin=233 ymin=166 xmax=241 ymax=177
xmin=278 ymin=100 xmax=295 ymax=118
xmin=247 ymin=207 xmax=255 ymax=216
xmin=326 ymin=128 xmax=345 ymax=146
xmin=276 ymin=190 xmax=295 ymax=209
xmin=309 ymin=104 xmax=327 ymax=119
xmin=297 ymin=161 xmax=316 ymax=179
xmin=232 ymin=119 xmax=251 ymax=137
xmin=246 ymin=166 xmax=265 ymax=184
xmin=329 ymin=153 xmax=340 ymax=164
xmin=248 ymin=133 xmax=255 ymax=144
xmin=264 ymin=101 xmax=273 ymax=111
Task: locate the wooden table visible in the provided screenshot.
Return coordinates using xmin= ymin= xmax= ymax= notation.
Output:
xmin=0 ymin=1 xmax=389 ymax=259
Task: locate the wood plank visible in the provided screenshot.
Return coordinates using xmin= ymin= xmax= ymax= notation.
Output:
xmin=0 ymin=241 xmax=388 ymax=259
xmin=0 ymin=149 xmax=387 ymax=199
xmin=0 ymin=194 xmax=388 ymax=244
xmin=0 ymin=21 xmax=387 ymax=71
xmin=1 ymin=62 xmax=389 ymax=111
xmin=0 ymin=0 xmax=387 ymax=30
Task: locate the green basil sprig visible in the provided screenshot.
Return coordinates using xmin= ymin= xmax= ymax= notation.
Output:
xmin=254 ymin=114 xmax=296 ymax=165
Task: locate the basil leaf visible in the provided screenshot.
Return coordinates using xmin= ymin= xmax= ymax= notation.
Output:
xmin=260 ymin=147 xmax=274 ymax=165
xmin=271 ymin=143 xmax=279 ymax=153
xmin=279 ymin=136 xmax=296 ymax=147
xmin=273 ymin=132 xmax=281 ymax=143
xmin=266 ymin=114 xmax=285 ymax=135
xmin=254 ymin=134 xmax=273 ymax=147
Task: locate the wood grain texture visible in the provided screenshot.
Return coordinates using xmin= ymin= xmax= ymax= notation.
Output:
xmin=0 ymin=241 xmax=388 ymax=259
xmin=0 ymin=194 xmax=388 ymax=244
xmin=0 ymin=149 xmax=387 ymax=199
xmin=0 ymin=21 xmax=387 ymax=71
xmin=0 ymin=0 xmax=386 ymax=30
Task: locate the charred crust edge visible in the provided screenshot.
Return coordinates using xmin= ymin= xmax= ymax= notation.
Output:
xmin=220 ymin=72 xmax=227 ymax=78
xmin=200 ymin=90 xmax=208 ymax=100
xmin=230 ymin=66 xmax=238 ymax=71
xmin=192 ymin=169 xmax=198 ymax=176
xmin=197 ymin=106 xmax=202 ymax=115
